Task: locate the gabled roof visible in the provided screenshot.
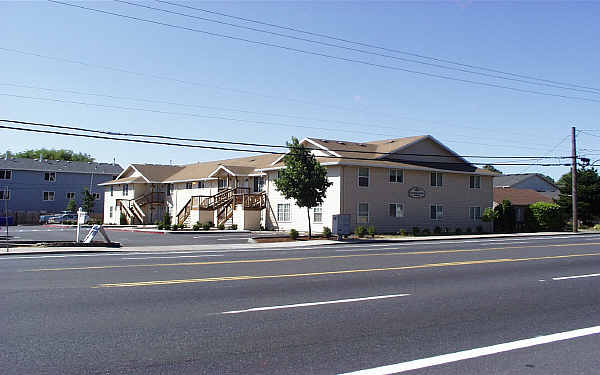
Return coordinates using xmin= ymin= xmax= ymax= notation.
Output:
xmin=493 ymin=174 xmax=558 ymax=189
xmin=164 ymin=153 xmax=278 ymax=182
xmin=98 ymin=176 xmax=147 ymax=186
xmin=493 ymin=188 xmax=553 ymax=206
xmin=130 ymin=164 xmax=185 ymax=183
xmin=0 ymin=157 xmax=122 ymax=175
xmin=304 ymin=136 xmax=428 ymax=160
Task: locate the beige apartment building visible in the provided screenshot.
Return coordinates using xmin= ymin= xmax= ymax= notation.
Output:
xmin=101 ymin=135 xmax=495 ymax=233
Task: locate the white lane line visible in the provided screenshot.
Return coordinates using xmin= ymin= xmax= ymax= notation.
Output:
xmin=221 ymin=294 xmax=410 ymax=314
xmin=552 ymin=273 xmax=600 ymax=281
xmin=121 ymin=255 xmax=224 ymax=260
xmin=339 ymin=325 xmax=600 ymax=375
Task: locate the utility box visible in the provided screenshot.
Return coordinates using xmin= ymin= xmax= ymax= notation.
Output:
xmin=332 ymin=214 xmax=351 ymax=237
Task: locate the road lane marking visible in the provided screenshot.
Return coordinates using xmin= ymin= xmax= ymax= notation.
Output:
xmin=338 ymin=325 xmax=600 ymax=374
xmin=552 ymin=273 xmax=600 ymax=281
xmin=221 ymin=294 xmax=411 ymax=314
xmin=120 ymin=255 xmax=225 ymax=260
xmin=94 ymin=252 xmax=600 ymax=288
xmin=27 ymin=242 xmax=600 ymax=272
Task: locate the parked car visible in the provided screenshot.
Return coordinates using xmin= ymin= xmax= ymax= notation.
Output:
xmin=47 ymin=213 xmax=78 ymax=224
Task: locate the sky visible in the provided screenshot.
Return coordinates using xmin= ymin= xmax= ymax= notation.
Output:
xmin=2 ymin=0 xmax=599 ymax=180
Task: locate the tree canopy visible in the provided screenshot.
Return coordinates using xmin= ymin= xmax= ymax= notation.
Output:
xmin=274 ymin=137 xmax=332 ymax=238
xmin=4 ymin=149 xmax=94 ymax=162
xmin=482 ymin=164 xmax=502 ymax=174
xmin=556 ymin=168 xmax=600 ymax=225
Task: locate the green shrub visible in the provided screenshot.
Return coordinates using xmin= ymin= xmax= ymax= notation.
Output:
xmin=231 ymin=224 xmax=238 ymax=230
xmin=192 ymin=221 xmax=201 ymax=231
xmin=202 ymin=222 xmax=211 ymax=230
xmin=594 ymin=224 xmax=600 ymax=231
xmin=529 ymin=202 xmax=564 ymax=231
xmin=455 ymin=228 xmax=463 ymax=235
xmin=355 ymin=226 xmax=367 ymax=238
xmin=120 ymin=213 xmax=127 ymax=225
xmin=412 ymin=226 xmax=421 ymax=236
xmin=433 ymin=226 xmax=442 ymax=235
xmin=322 ymin=226 xmax=332 ymax=238
xmin=207 ymin=221 xmax=214 ymax=227
xmin=218 ymin=223 xmax=225 ymax=230
xmin=171 ymin=224 xmax=179 ymax=231
xmin=466 ymin=227 xmax=472 ymax=234
xmin=368 ymin=225 xmax=376 ymax=238
xmin=289 ymin=228 xmax=299 ymax=240
xmin=476 ymin=225 xmax=483 ymax=234
xmin=422 ymin=228 xmax=431 ymax=236
xmin=178 ymin=223 xmax=184 ymax=230
xmin=400 ymin=229 xmax=408 ymax=236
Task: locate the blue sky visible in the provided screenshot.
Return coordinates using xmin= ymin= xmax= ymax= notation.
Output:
xmin=2 ymin=0 xmax=599 ymax=180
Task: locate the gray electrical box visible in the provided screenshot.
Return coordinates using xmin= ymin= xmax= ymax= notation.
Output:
xmin=332 ymin=214 xmax=351 ymax=237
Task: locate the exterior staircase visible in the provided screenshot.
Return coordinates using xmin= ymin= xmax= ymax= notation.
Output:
xmin=118 ymin=192 xmax=165 ymax=224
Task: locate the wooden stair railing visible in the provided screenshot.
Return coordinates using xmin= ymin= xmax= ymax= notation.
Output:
xmin=176 ymin=198 xmax=192 ymax=226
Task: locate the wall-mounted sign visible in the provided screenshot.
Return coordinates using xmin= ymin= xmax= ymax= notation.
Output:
xmin=408 ymin=186 xmax=426 ymax=199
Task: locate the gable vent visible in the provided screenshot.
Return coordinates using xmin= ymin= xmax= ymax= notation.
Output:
xmin=337 ymin=141 xmax=345 ymax=145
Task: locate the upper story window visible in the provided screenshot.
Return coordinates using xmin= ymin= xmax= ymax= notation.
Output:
xmin=430 ymin=204 xmax=443 ymax=220
xmin=44 ymin=172 xmax=56 ymax=182
xmin=0 ymin=190 xmax=10 ymax=200
xmin=110 ymin=186 xmax=114 ymax=197
xmin=313 ymin=206 xmax=322 ymax=223
xmin=389 ymin=168 xmax=404 ymax=183
xmin=254 ymin=176 xmax=264 ymax=192
xmin=470 ymin=175 xmax=481 ymax=189
xmin=358 ymin=168 xmax=369 ymax=187
xmin=43 ymin=191 xmax=55 ymax=201
xmin=123 ymin=184 xmax=129 ymax=196
xmin=0 ymin=170 xmax=12 ymax=180
xmin=167 ymin=184 xmax=172 ymax=196
xmin=66 ymin=192 xmax=76 ymax=200
xmin=218 ymin=178 xmax=228 ymax=189
xmin=185 ymin=182 xmax=194 ymax=189
xmin=197 ymin=181 xmax=205 ymax=189
xmin=431 ymin=172 xmax=443 ymax=187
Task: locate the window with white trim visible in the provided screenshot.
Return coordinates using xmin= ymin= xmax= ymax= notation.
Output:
xmin=0 ymin=170 xmax=12 ymax=180
xmin=358 ymin=202 xmax=369 ymax=224
xmin=167 ymin=184 xmax=172 ymax=196
xmin=0 ymin=190 xmax=10 ymax=200
xmin=44 ymin=172 xmax=56 ymax=182
xmin=66 ymin=192 xmax=76 ymax=200
xmin=389 ymin=169 xmax=404 ymax=183
xmin=218 ymin=178 xmax=228 ymax=189
xmin=277 ymin=203 xmax=291 ymax=222
xmin=358 ymin=168 xmax=369 ymax=187
xmin=43 ymin=191 xmax=55 ymax=201
xmin=253 ymin=176 xmax=264 ymax=192
xmin=469 ymin=206 xmax=482 ymax=220
xmin=430 ymin=204 xmax=443 ymax=220
xmin=431 ymin=172 xmax=443 ymax=187
xmin=470 ymin=175 xmax=481 ymax=189
xmin=110 ymin=186 xmax=114 ymax=197
xmin=313 ymin=206 xmax=322 ymax=223
xmin=109 ymin=206 xmax=113 ymax=218
xmin=197 ymin=181 xmax=205 ymax=189
xmin=389 ymin=203 xmax=405 ymax=218
xmin=123 ymin=184 xmax=129 ymax=196
xmin=185 ymin=182 xmax=194 ymax=189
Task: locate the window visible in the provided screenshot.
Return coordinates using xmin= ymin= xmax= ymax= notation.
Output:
xmin=0 ymin=190 xmax=9 ymax=200
xmin=167 ymin=184 xmax=172 ymax=196
xmin=389 ymin=203 xmax=404 ymax=218
xmin=0 ymin=170 xmax=12 ymax=180
xmin=430 ymin=205 xmax=443 ymax=220
xmin=66 ymin=192 xmax=76 ymax=200
xmin=431 ymin=172 xmax=443 ymax=187
xmin=470 ymin=175 xmax=481 ymax=189
xmin=44 ymin=172 xmax=56 ymax=182
xmin=197 ymin=181 xmax=205 ymax=189
xmin=110 ymin=186 xmax=114 ymax=197
xmin=123 ymin=184 xmax=129 ymax=196
xmin=358 ymin=203 xmax=369 ymax=224
xmin=43 ymin=191 xmax=55 ymax=201
xmin=93 ymin=193 xmax=100 ymax=200
xmin=185 ymin=182 xmax=194 ymax=189
xmin=253 ymin=176 xmax=264 ymax=192
xmin=358 ymin=168 xmax=369 ymax=187
xmin=469 ymin=206 xmax=482 ymax=220
xmin=276 ymin=170 xmax=282 ymax=180
xmin=218 ymin=178 xmax=228 ymax=189
xmin=389 ymin=169 xmax=404 ymax=183
xmin=109 ymin=206 xmax=113 ymax=218
xmin=313 ymin=206 xmax=322 ymax=223
xmin=277 ymin=203 xmax=291 ymax=222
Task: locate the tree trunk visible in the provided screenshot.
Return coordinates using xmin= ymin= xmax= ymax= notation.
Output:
xmin=307 ymin=207 xmax=312 ymax=239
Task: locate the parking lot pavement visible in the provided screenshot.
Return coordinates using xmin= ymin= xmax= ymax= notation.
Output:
xmin=3 ymin=225 xmax=253 ymax=246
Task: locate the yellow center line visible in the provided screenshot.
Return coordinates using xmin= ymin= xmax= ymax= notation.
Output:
xmin=28 ymin=242 xmax=600 ymax=272
xmin=95 ymin=252 xmax=600 ymax=288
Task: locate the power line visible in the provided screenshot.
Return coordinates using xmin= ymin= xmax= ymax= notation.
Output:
xmin=47 ymin=0 xmax=600 ymax=104
xmin=0 ymin=121 xmax=570 ymax=167
xmin=519 ymin=133 xmax=572 ymax=173
xmin=0 ymin=119 xmax=572 ymax=160
xmin=113 ymin=0 xmax=599 ymax=96
xmin=156 ymin=0 xmax=600 ymax=94
xmin=1 ymin=92 xmax=559 ymax=152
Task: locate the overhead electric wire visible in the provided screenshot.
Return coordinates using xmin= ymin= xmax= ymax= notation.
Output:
xmin=47 ymin=0 xmax=600 ymax=104
xmin=0 ymin=119 xmax=573 ymax=164
xmin=519 ymin=133 xmax=572 ymax=173
xmin=157 ymin=0 xmax=600 ymax=94
xmin=114 ymin=0 xmax=598 ymax=96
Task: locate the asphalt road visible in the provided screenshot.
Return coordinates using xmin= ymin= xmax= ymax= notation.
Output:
xmin=4 ymin=225 xmax=254 ymax=246
xmin=2 ymin=234 xmax=600 ymax=374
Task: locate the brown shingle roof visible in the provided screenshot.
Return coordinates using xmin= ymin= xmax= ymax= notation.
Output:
xmin=493 ymin=188 xmax=553 ymax=206
xmin=98 ymin=176 xmax=147 ymax=186
xmin=132 ymin=164 xmax=184 ymax=182
xmin=307 ymin=136 xmax=427 ymax=160
xmin=165 ymin=153 xmax=279 ymax=182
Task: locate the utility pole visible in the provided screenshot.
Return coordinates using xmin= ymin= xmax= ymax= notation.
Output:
xmin=571 ymin=126 xmax=578 ymax=233
xmin=4 ymin=186 xmax=8 ymax=252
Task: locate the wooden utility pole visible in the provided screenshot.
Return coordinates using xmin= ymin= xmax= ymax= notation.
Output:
xmin=572 ymin=126 xmax=578 ymax=232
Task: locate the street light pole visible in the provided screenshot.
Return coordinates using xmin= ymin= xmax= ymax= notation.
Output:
xmin=571 ymin=126 xmax=578 ymax=233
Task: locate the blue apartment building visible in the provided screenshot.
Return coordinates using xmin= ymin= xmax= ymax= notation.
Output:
xmin=0 ymin=157 xmax=122 ymax=223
